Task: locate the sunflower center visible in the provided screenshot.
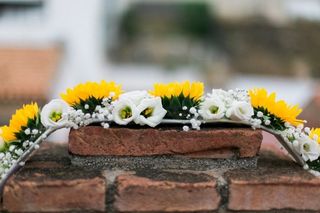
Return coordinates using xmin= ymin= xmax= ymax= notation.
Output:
xmin=50 ymin=111 xmax=62 ymax=122
xmin=142 ymin=107 xmax=154 ymax=118
xmin=120 ymin=106 xmax=132 ymax=119
xmin=209 ymin=106 xmax=219 ymax=114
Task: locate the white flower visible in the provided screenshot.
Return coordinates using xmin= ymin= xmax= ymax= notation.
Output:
xmin=41 ymin=99 xmax=70 ymax=128
xmin=209 ymin=89 xmax=229 ymax=99
xmin=112 ymin=98 xmax=138 ymax=125
xmin=297 ymin=135 xmax=320 ymax=162
xmin=226 ymin=101 xmax=254 ymax=121
xmin=134 ymin=97 xmax=167 ymax=127
xmin=199 ymin=97 xmax=225 ymax=120
xmin=119 ymin=90 xmax=149 ymax=106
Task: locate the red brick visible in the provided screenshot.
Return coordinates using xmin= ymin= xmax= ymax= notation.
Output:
xmin=3 ymin=167 xmax=106 ymax=212
xmin=227 ymin=153 xmax=320 ymax=211
xmin=25 ymin=142 xmax=70 ymax=169
xmin=114 ymin=171 xmax=221 ymax=212
xmin=69 ymin=126 xmax=262 ymax=158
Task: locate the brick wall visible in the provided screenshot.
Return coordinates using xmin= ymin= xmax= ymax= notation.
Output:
xmin=2 ymin=130 xmax=320 ymax=212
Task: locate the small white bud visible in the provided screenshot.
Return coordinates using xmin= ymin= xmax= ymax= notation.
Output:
xmin=95 ymin=105 xmax=101 ymax=111
xmin=256 ymin=119 xmax=262 ymax=125
xmin=32 ymin=129 xmax=39 ymax=135
xmin=75 ymin=117 xmax=82 ymax=123
xmin=84 ymin=113 xmax=91 ymax=119
xmin=84 ymin=104 xmax=90 ymax=110
xmin=23 ymin=141 xmax=29 ymax=148
xmin=182 ymin=106 xmax=188 ymax=110
xmin=257 ymin=111 xmax=263 ymax=118
xmin=98 ymin=114 xmax=105 ymax=121
xmin=103 ymin=111 xmax=109 ymax=116
xmin=103 ymin=123 xmax=110 ymax=129
xmin=9 ymin=145 xmax=16 ymax=152
xmin=189 ymin=107 xmax=197 ymax=114
xmin=264 ymin=120 xmax=271 ymax=125
xmin=304 ymin=127 xmax=311 ymax=134
xmin=107 ymin=114 xmax=113 ymax=121
xmin=182 ymin=125 xmax=190 ymax=132
xmin=5 ymin=153 xmax=11 ymax=158
xmin=15 ymin=149 xmax=23 ymax=156
xmin=42 ymin=134 xmax=47 ymax=139
xmin=24 ymin=128 xmax=31 ymax=135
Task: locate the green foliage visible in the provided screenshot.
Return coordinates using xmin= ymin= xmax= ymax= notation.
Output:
xmin=119 ymin=2 xmax=216 ymax=39
xmin=253 ymin=106 xmax=286 ymax=131
xmin=179 ymin=3 xmax=212 ymax=38
xmin=307 ymin=158 xmax=320 ymax=172
xmin=161 ymin=93 xmax=201 ymax=119
xmin=72 ymin=96 xmax=104 ymax=114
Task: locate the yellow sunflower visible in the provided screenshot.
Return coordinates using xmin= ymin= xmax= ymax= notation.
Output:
xmin=310 ymin=128 xmax=320 ymax=144
xmin=150 ymin=81 xmax=204 ymax=100
xmin=249 ymin=88 xmax=304 ymax=126
xmin=1 ymin=103 xmax=39 ymax=142
xmin=60 ymin=80 xmax=122 ymax=106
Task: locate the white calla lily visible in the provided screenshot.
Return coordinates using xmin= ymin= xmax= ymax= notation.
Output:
xmin=226 ymin=101 xmax=254 ymax=121
xmin=119 ymin=90 xmax=149 ymax=106
xmin=199 ymin=97 xmax=225 ymax=120
xmin=41 ymin=99 xmax=70 ymax=128
xmin=135 ymin=97 xmax=167 ymax=127
xmin=112 ymin=98 xmax=138 ymax=125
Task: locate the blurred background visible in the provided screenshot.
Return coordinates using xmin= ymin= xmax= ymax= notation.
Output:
xmin=0 ymin=0 xmax=319 ymax=133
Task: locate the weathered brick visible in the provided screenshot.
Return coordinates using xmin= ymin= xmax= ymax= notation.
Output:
xmin=227 ymin=152 xmax=320 ymax=211
xmin=69 ymin=126 xmax=262 ymax=158
xmin=114 ymin=171 xmax=221 ymax=212
xmin=3 ymin=167 xmax=106 ymax=212
xmin=25 ymin=142 xmax=70 ymax=169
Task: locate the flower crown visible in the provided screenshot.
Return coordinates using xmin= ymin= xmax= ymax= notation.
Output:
xmin=0 ymin=80 xmax=319 ymax=192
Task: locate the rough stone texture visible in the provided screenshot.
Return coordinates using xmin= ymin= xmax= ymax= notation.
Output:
xmin=71 ymin=154 xmax=258 ymax=170
xmin=69 ymin=126 xmax=262 ymax=158
xmin=3 ymin=143 xmax=106 ymax=213
xmin=227 ymin=152 xmax=320 ymax=211
xmin=114 ymin=171 xmax=221 ymax=212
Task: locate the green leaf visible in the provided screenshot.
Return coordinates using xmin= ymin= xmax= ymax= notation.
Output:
xmin=169 ymin=96 xmax=182 ymax=112
xmin=307 ymin=159 xmax=320 ymax=172
xmin=182 ymin=98 xmax=193 ymax=109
